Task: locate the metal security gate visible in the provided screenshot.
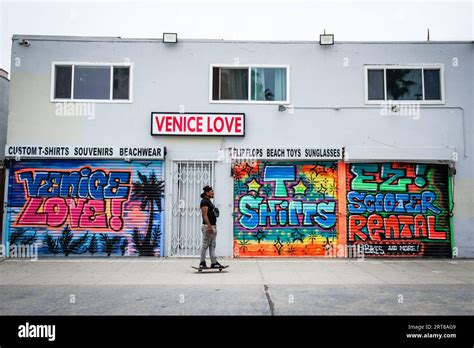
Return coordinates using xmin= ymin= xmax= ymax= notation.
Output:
xmin=170 ymin=161 xmax=215 ymax=256
xmin=233 ymin=160 xmax=340 ymax=257
xmin=5 ymin=159 xmax=164 ymax=257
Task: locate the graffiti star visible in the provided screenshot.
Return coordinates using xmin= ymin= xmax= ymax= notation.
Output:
xmin=234 ymin=181 xmax=247 ymax=195
xmin=291 ymin=229 xmax=305 ymax=243
xmin=292 ymin=179 xmax=308 ymax=196
xmin=246 ymin=178 xmax=262 ymax=193
xmin=309 ymin=164 xmax=326 ymax=176
xmin=242 ymin=162 xmax=256 ymax=176
xmin=273 ymin=236 xmax=284 ymax=255
xmin=253 ymin=229 xmax=266 ymax=243
xmin=287 ymin=245 xmax=297 ymax=256
xmin=326 ymin=182 xmax=337 ymax=196
xmin=238 ymin=236 xmax=250 ymax=253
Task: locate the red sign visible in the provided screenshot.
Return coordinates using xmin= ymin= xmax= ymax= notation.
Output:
xmin=151 ymin=113 xmax=245 ymax=136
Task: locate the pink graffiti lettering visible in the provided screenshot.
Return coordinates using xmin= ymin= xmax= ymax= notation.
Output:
xmin=16 ymin=197 xmax=126 ymax=231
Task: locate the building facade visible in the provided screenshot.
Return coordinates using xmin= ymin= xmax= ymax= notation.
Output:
xmin=0 ymin=68 xmax=10 ymax=241
xmin=3 ymin=35 xmax=473 ymax=258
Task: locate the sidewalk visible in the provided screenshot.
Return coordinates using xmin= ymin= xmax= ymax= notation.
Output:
xmin=0 ymin=258 xmax=473 ymax=315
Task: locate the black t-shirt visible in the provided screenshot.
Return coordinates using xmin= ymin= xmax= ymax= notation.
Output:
xmin=200 ymin=197 xmax=217 ymax=226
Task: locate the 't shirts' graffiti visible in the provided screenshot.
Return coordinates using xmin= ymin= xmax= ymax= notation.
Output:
xmin=238 ymin=166 xmax=336 ymax=230
xmin=234 ymin=162 xmax=339 ymax=257
xmin=238 ymin=195 xmax=336 ymax=230
xmin=15 ymin=167 xmax=131 ymax=231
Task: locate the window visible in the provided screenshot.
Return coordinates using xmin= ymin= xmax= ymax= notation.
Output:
xmin=213 ymin=68 xmax=248 ymax=100
xmin=211 ymin=65 xmax=289 ymax=103
xmin=365 ymin=65 xmax=443 ymax=103
xmin=51 ymin=63 xmax=132 ymax=102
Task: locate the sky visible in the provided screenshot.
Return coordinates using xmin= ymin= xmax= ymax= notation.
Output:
xmin=0 ymin=0 xmax=473 ymax=74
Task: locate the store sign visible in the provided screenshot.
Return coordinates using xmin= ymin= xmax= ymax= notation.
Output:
xmin=231 ymin=147 xmax=343 ymax=160
xmin=5 ymin=145 xmax=165 ymax=159
xmin=151 ymin=112 xmax=245 ymax=136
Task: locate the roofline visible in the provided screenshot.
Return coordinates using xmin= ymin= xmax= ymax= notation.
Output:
xmin=11 ymin=34 xmax=474 ymax=44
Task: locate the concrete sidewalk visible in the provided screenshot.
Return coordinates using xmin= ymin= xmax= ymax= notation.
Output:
xmin=0 ymin=258 xmax=473 ymax=315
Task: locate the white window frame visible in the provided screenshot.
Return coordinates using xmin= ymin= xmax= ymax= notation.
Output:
xmin=364 ymin=64 xmax=445 ymax=105
xmin=50 ymin=62 xmax=134 ymax=103
xmin=209 ymin=64 xmax=290 ymax=105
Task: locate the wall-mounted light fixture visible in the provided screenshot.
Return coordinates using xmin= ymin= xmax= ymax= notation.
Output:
xmin=319 ymin=30 xmax=334 ymax=45
xmin=278 ymin=105 xmax=287 ymax=112
xmin=163 ymin=33 xmax=178 ymax=44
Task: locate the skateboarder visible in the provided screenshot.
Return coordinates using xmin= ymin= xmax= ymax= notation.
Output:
xmin=199 ymin=185 xmax=224 ymax=269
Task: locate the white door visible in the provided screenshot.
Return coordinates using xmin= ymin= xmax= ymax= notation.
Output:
xmin=170 ymin=161 xmax=215 ymax=256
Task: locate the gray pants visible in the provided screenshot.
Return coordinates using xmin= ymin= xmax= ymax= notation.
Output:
xmin=200 ymin=225 xmax=217 ymax=264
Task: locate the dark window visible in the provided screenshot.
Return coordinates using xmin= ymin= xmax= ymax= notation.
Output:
xmin=218 ymin=68 xmax=248 ymax=100
xmin=54 ymin=66 xmax=72 ymax=99
xmin=423 ymin=69 xmax=441 ymax=100
xmin=367 ymin=69 xmax=385 ymax=100
xmin=212 ymin=67 xmax=220 ymax=100
xmin=367 ymin=67 xmax=442 ymax=102
xmin=386 ymin=69 xmax=423 ymax=100
xmin=112 ymin=67 xmax=130 ymax=100
xmin=73 ymin=66 xmax=110 ymax=100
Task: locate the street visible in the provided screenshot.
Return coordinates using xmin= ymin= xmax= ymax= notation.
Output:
xmin=0 ymin=258 xmax=472 ymax=315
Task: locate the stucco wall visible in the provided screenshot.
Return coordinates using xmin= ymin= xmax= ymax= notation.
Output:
xmin=6 ymin=37 xmax=474 ymax=257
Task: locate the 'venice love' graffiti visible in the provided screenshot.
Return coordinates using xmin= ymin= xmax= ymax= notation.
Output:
xmin=7 ymin=160 xmax=164 ymax=257
xmin=15 ymin=167 xmax=131 ymax=231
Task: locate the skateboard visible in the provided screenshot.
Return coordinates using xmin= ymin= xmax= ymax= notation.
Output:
xmin=192 ymin=265 xmax=229 ymax=273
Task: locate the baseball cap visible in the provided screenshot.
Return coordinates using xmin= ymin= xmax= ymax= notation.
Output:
xmin=203 ymin=185 xmax=213 ymax=192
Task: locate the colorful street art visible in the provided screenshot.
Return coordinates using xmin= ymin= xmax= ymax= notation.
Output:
xmin=6 ymin=160 xmax=164 ymax=257
xmin=233 ymin=161 xmax=338 ymax=257
xmin=346 ymin=163 xmax=452 ymax=257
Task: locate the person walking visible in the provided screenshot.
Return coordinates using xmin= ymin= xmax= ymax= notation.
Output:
xmin=199 ymin=185 xmax=224 ymax=269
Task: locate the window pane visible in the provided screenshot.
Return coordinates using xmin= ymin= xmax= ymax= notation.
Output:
xmin=367 ymin=69 xmax=385 ymax=100
xmin=386 ymin=69 xmax=423 ymax=100
xmin=54 ymin=66 xmax=72 ymax=99
xmin=113 ymin=67 xmax=130 ymax=100
xmin=212 ymin=67 xmax=220 ymax=100
xmin=424 ymin=69 xmax=441 ymax=100
xmin=73 ymin=66 xmax=110 ymax=100
xmin=219 ymin=68 xmax=248 ymax=100
xmin=251 ymin=68 xmax=287 ymax=101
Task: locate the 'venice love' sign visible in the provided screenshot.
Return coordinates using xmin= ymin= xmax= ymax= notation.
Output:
xmin=151 ymin=113 xmax=245 ymax=136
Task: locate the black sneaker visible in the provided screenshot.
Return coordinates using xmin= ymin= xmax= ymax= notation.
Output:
xmin=210 ymin=262 xmax=223 ymax=269
xmin=199 ymin=261 xmax=207 ymax=269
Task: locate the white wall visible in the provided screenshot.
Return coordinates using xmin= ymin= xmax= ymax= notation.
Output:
xmin=6 ymin=37 xmax=474 ymax=257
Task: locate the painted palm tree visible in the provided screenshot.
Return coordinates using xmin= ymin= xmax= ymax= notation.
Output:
xmin=131 ymin=170 xmax=165 ymax=256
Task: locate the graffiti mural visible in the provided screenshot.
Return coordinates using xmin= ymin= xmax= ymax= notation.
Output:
xmin=233 ymin=161 xmax=338 ymax=257
xmin=346 ymin=163 xmax=452 ymax=257
xmin=6 ymin=160 xmax=164 ymax=257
